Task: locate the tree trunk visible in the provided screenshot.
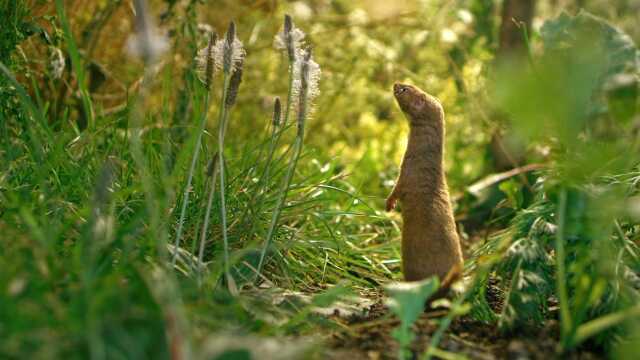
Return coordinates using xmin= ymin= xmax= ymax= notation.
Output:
xmin=491 ymin=0 xmax=536 ymax=171
xmin=498 ymin=0 xmax=536 ymax=58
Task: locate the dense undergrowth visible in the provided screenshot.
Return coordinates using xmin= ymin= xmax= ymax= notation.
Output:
xmin=2 ymin=0 xmax=640 ymax=359
xmin=467 ymin=11 xmax=640 ymax=356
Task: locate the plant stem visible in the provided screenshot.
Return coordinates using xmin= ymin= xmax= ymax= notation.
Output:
xmin=256 ymin=110 xmax=305 ymax=278
xmin=574 ymin=303 xmax=640 ymax=346
xmin=253 ymin=56 xmax=299 ymax=278
xmin=172 ymin=91 xmax=210 ymax=266
xmin=197 ymin=155 xmax=219 ymax=282
xmin=555 ymin=188 xmax=573 ymax=349
xmin=217 ymin=74 xmax=233 ymax=290
xmin=421 ymin=263 xmax=493 ymax=359
xmin=241 ymin=122 xmax=285 ymax=239
xmin=0 ymin=63 xmax=52 ymax=208
xmin=422 ymin=293 xmax=468 ymax=360
xmin=283 ymin=65 xmax=295 ymax=126
xmin=129 ymin=68 xmax=168 ymax=257
xmin=517 ymin=20 xmax=536 ymax=72
xmin=55 ymin=0 xmax=94 ymax=130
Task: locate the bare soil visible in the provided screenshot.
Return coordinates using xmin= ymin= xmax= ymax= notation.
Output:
xmin=321 ymin=231 xmax=604 ymax=360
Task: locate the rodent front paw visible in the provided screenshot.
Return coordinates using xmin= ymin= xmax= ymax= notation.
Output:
xmin=386 ymin=197 xmax=397 ymax=212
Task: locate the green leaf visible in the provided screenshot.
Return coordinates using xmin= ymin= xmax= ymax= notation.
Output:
xmin=541 ymin=11 xmax=639 ymax=78
xmin=384 ymin=277 xmax=440 ymax=328
xmin=311 ymin=283 xmax=352 ymax=307
xmin=540 ymin=10 xmax=640 ymax=119
xmin=499 ymin=179 xmax=523 ymax=209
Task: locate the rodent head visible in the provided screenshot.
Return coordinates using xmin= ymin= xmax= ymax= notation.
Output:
xmin=393 ymin=83 xmax=444 ymax=126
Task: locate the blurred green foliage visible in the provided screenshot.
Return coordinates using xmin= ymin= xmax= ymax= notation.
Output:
xmin=471 ymin=8 xmax=640 ymax=354
xmin=385 ymin=277 xmax=440 ymax=359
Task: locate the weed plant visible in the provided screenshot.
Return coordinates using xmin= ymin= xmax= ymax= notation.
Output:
xmin=0 ymin=2 xmax=395 ymax=357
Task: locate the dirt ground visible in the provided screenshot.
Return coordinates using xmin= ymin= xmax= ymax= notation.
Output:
xmin=321 ymin=231 xmax=604 ymax=360
xmin=323 ymin=289 xmax=603 ymax=359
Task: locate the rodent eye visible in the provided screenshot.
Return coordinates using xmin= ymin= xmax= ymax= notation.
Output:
xmin=399 ymin=87 xmax=407 ymax=93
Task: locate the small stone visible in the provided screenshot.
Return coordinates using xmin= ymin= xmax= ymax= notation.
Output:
xmin=507 ymin=340 xmax=530 ymax=360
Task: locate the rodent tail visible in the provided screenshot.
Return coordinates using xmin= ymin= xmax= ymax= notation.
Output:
xmin=428 ymin=262 xmax=463 ymax=303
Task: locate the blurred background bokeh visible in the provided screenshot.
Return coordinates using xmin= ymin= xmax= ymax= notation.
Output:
xmin=14 ymin=0 xmax=640 ymax=199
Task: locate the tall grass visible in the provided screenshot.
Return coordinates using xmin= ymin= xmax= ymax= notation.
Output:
xmin=214 ymin=21 xmax=244 ymax=291
xmin=0 ymin=3 xmax=398 ymax=357
xmin=462 ymin=11 xmax=640 ymax=355
xmin=257 ymin=49 xmax=320 ymax=277
xmin=172 ymin=32 xmax=216 ymax=266
xmin=237 ymin=97 xmax=281 ymax=239
xmin=55 ymin=0 xmax=94 ymax=130
xmin=128 ymin=0 xmax=170 ymax=258
xmin=555 ymin=188 xmax=572 ymax=347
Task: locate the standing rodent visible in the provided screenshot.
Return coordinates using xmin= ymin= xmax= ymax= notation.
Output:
xmin=387 ymin=83 xmax=464 ymax=285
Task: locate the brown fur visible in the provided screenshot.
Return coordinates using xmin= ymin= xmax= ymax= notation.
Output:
xmin=387 ymin=83 xmax=464 ymax=284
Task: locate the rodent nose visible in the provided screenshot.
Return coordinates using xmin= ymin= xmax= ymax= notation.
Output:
xmin=393 ymin=83 xmax=405 ymax=95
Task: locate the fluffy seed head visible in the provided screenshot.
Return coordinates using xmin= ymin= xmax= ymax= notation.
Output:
xmin=225 ymin=61 xmax=244 ymax=108
xmin=297 ymin=53 xmax=310 ymax=131
xmin=226 ymin=21 xmax=236 ymax=45
xmin=284 ymin=14 xmax=292 ymax=34
xmin=293 ymin=49 xmax=320 ymax=103
xmin=213 ymin=22 xmax=245 ymax=75
xmin=223 ymin=22 xmax=238 ymax=73
xmin=195 ymin=32 xmax=218 ymax=89
xmin=303 ymin=52 xmax=321 ymax=101
xmin=290 ymin=49 xmax=303 ymax=99
xmin=274 ymin=14 xmax=305 ymax=62
xmin=295 ymin=49 xmax=321 ymax=131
